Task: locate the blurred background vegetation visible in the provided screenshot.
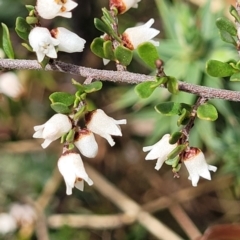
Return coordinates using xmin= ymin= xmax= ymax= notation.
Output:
xmin=0 ymin=0 xmax=240 ymax=239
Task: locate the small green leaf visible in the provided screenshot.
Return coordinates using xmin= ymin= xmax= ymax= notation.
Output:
xmin=165 ymin=157 xmax=179 ymax=166
xmin=197 ymin=103 xmax=218 ymax=121
xmin=167 ymin=76 xmax=178 ymax=94
xmin=66 ymin=129 xmax=75 ymax=142
xmin=90 ymin=37 xmax=105 ymax=58
xmin=49 ymin=92 xmax=75 ymax=106
xmin=155 ymin=102 xmax=192 ymax=116
xmin=169 ymin=132 xmax=182 ymax=144
xmin=230 ymin=5 xmax=240 ymax=23
xmin=50 ymin=103 xmax=71 ymax=114
xmin=216 ymin=17 xmax=237 ymax=36
xmin=15 ymin=17 xmax=32 ymax=41
xmin=230 ymin=72 xmax=240 ymax=81
xmin=135 ymin=81 xmax=158 ymax=98
xmin=94 ymin=18 xmax=111 ymax=36
xmin=26 ymin=16 xmax=38 ymax=25
xmin=72 ymin=79 xmax=85 ymax=93
xmin=1 ymin=23 xmax=15 ymax=59
xmin=25 ymin=5 xmax=35 ymax=13
xmin=177 ymin=108 xmax=190 ymax=126
xmin=73 ymin=106 xmax=86 ymax=120
xmin=103 ymin=41 xmax=115 ymax=60
xmin=114 ymin=45 xmax=133 ymax=66
xmin=21 ymin=43 xmax=33 ymax=51
xmin=167 ymin=144 xmax=187 ymax=160
xmin=206 ymin=60 xmax=236 ymax=77
xmin=219 ymin=30 xmax=236 ymax=45
xmin=83 ymin=81 xmax=103 ymax=93
xmin=137 ymin=42 xmax=159 ymax=68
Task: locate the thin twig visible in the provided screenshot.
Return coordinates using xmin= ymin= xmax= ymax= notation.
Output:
xmin=1 ymin=59 xmax=240 ymax=101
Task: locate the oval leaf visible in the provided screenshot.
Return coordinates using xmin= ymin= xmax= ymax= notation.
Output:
xmin=167 ymin=76 xmax=178 ymax=94
xmin=90 ymin=37 xmax=105 ymax=58
xmin=169 ymin=132 xmax=182 ymax=144
xmin=114 ymin=45 xmax=133 ymax=66
xmin=94 ymin=18 xmax=111 ymax=36
xmin=197 ymin=103 xmax=218 ymax=121
xmin=15 ymin=17 xmax=32 ymax=41
xmin=83 ymin=81 xmax=103 ymax=93
xmin=49 ymin=92 xmax=75 ymax=106
xmin=135 ymin=81 xmax=157 ymax=98
xmin=155 ymin=102 xmax=192 ymax=116
xmin=167 ymin=144 xmax=187 ymax=160
xmin=219 ymin=30 xmax=236 ymax=45
xmin=137 ymin=42 xmax=159 ymax=68
xmin=216 ymin=17 xmax=237 ymax=36
xmin=50 ymin=103 xmax=71 ymax=114
xmin=1 ymin=23 xmax=14 ymax=59
xmin=206 ymin=60 xmax=236 ymax=77
xmin=230 ymin=72 xmax=240 ymax=81
xmin=103 ymin=40 xmax=115 ymax=60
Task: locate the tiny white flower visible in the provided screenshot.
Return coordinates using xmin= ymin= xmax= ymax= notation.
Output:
xmin=122 ymin=18 xmax=160 ymax=50
xmin=33 ymin=113 xmax=72 ymax=148
xmin=51 ymin=27 xmax=86 ymax=53
xmin=58 ymin=152 xmax=93 ymax=195
xmin=0 ymin=72 xmax=24 ymax=99
xmin=143 ymin=134 xmax=177 ymax=170
xmin=29 ymin=27 xmax=59 ymax=62
xmin=74 ymin=129 xmax=98 ymax=158
xmin=110 ymin=0 xmax=141 ymax=14
xmin=183 ymin=147 xmax=217 ymax=187
xmin=85 ymin=109 xmax=127 ymax=147
xmin=0 ymin=213 xmax=17 ymax=235
xmin=36 ymin=0 xmax=78 ymax=19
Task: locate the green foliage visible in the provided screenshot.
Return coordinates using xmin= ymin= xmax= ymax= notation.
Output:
xmin=137 ymin=42 xmax=159 ymax=68
xmin=167 ymin=76 xmax=178 ymax=94
xmin=206 ymin=60 xmax=236 ymax=77
xmin=1 ymin=23 xmax=15 ymax=59
xmin=169 ymin=132 xmax=182 ymax=144
xmin=50 ymin=102 xmax=72 ymax=114
xmin=103 ymin=40 xmax=115 ymax=60
xmin=90 ymin=37 xmax=105 ymax=58
xmin=15 ymin=17 xmax=32 ymax=41
xmin=167 ymin=144 xmax=187 ymax=160
xmin=197 ymin=103 xmax=218 ymax=121
xmin=216 ymin=17 xmax=237 ymax=36
xmin=114 ymin=45 xmax=133 ymax=66
xmin=49 ymin=92 xmax=75 ymax=106
xmin=155 ymin=102 xmax=192 ymax=116
xmin=135 ymin=81 xmax=159 ymax=98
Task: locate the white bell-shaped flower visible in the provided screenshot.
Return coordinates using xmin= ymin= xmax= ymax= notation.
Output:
xmin=0 ymin=72 xmax=24 ymax=99
xmin=110 ymin=0 xmax=141 ymax=14
xmin=51 ymin=27 xmax=86 ymax=53
xmin=58 ymin=152 xmax=93 ymax=195
xmin=85 ymin=109 xmax=127 ymax=147
xmin=183 ymin=147 xmax=217 ymax=187
xmin=36 ymin=0 xmax=78 ymax=19
xmin=29 ymin=27 xmax=59 ymax=62
xmin=0 ymin=213 xmax=17 ymax=235
xmin=143 ymin=134 xmax=177 ymax=170
xmin=122 ymin=18 xmax=160 ymax=49
xmin=74 ymin=129 xmax=98 ymax=158
xmin=33 ymin=113 xmax=72 ymax=148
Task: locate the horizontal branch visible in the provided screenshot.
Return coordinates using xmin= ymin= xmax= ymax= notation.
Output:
xmin=1 ymin=59 xmax=240 ymax=102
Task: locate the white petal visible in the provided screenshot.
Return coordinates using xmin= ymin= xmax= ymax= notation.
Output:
xmin=41 ymin=139 xmax=53 ymax=149
xmin=52 ymin=27 xmax=86 ymax=53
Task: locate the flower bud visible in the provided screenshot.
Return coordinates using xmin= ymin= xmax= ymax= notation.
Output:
xmin=0 ymin=213 xmax=17 ymax=234
xmin=74 ymin=129 xmax=98 ymax=158
xmin=51 ymin=27 xmax=86 ymax=53
xmin=29 ymin=27 xmax=59 ymax=62
xmin=122 ymin=18 xmax=160 ymax=50
xmin=85 ymin=109 xmax=126 ymax=146
xmin=36 ymin=0 xmax=78 ymax=19
xmin=143 ymin=134 xmax=177 ymax=170
xmin=110 ymin=0 xmax=141 ymax=14
xmin=0 ymin=72 xmax=24 ymax=99
xmin=58 ymin=151 xmax=93 ymax=195
xmin=33 ymin=113 xmax=72 ymax=148
xmin=183 ymin=147 xmax=217 ymax=187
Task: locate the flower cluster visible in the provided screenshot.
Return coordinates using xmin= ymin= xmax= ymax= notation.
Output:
xmin=143 ymin=134 xmax=217 ymax=187
xmin=29 ymin=0 xmax=85 ymax=62
xmin=33 ymin=109 xmax=126 ymax=195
